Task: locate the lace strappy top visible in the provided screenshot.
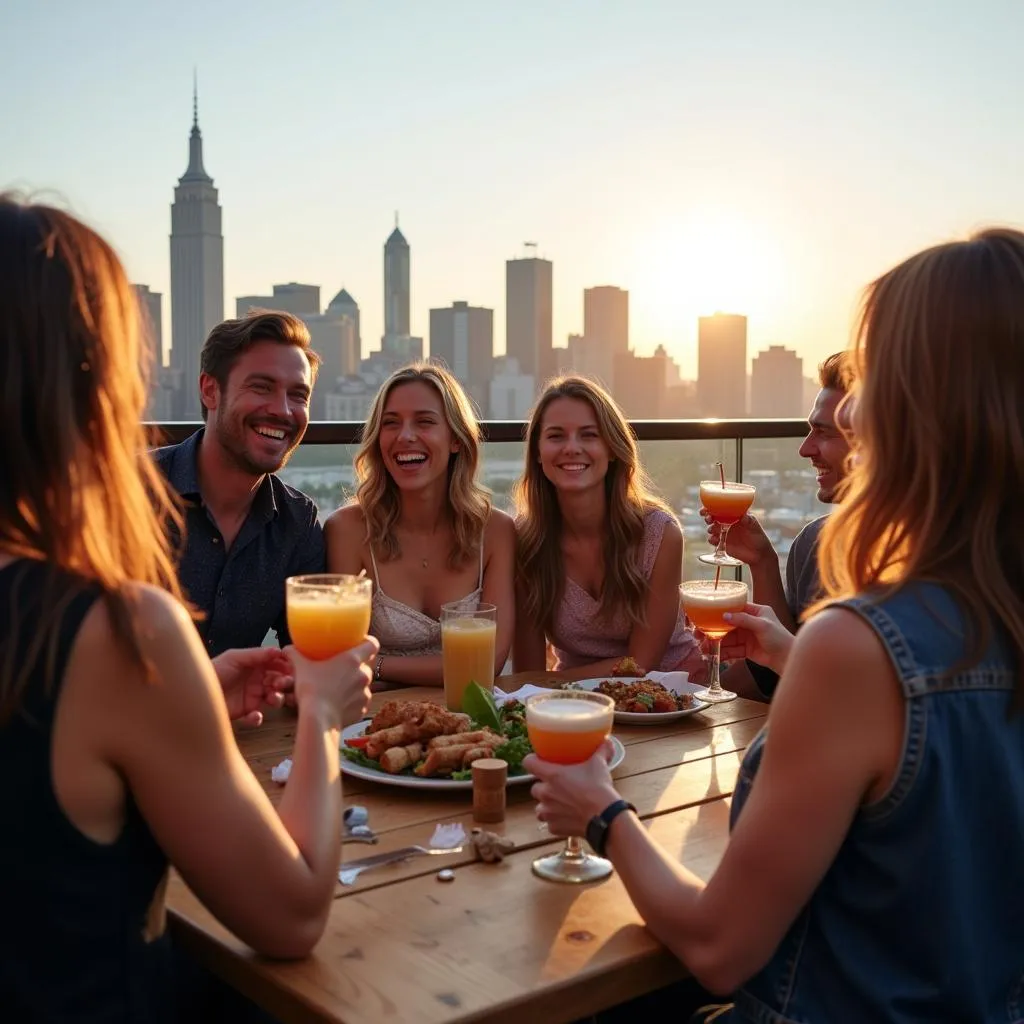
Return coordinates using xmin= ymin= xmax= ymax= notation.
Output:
xmin=549 ymin=509 xmax=699 ymax=671
xmin=369 ymin=545 xmax=485 ymax=657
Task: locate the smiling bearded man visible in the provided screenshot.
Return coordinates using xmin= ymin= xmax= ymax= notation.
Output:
xmin=153 ymin=310 xmax=326 ymax=656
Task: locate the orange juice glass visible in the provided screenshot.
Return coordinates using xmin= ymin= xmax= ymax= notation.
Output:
xmin=286 ymin=574 xmax=372 ymax=661
xmin=526 ymin=690 xmax=616 ymax=883
xmin=681 ymin=579 xmax=748 ymax=704
xmin=699 ymin=480 xmax=756 ymax=567
xmin=441 ymin=602 xmax=497 ymax=712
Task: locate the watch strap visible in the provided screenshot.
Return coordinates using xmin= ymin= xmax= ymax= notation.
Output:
xmin=586 ymin=799 xmax=636 ymax=857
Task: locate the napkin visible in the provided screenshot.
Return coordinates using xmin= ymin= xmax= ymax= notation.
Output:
xmin=271 ymin=758 xmax=292 ymax=784
xmin=493 ymin=684 xmax=560 ymax=705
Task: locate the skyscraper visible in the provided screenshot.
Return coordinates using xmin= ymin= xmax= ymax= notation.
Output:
xmin=697 ymin=313 xmax=747 ymax=418
xmin=170 ymin=80 xmax=223 ymax=419
xmin=751 ymin=345 xmax=804 ymax=417
xmin=429 ymin=301 xmax=494 ymax=415
xmin=236 ymin=282 xmax=321 ymax=319
xmin=566 ymin=285 xmax=629 ymax=389
xmin=384 ymin=217 xmax=410 ymax=338
xmin=505 ymin=252 xmax=553 ymax=389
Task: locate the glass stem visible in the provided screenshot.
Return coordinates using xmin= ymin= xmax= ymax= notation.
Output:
xmin=565 ymin=835 xmax=584 ymax=859
xmin=706 ymin=636 xmax=722 ymax=695
xmin=716 ymin=523 xmax=731 ymax=559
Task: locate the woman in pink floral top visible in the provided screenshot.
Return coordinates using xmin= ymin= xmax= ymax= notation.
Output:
xmin=512 ymin=376 xmax=701 ymax=679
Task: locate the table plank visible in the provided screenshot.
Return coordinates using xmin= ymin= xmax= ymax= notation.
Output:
xmin=170 ymin=799 xmax=732 ymax=1024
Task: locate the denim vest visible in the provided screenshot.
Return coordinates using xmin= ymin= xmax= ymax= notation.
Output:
xmin=727 ymin=583 xmax=1024 ymax=1023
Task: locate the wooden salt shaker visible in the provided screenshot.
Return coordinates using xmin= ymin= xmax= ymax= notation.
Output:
xmin=472 ymin=758 xmax=507 ymax=823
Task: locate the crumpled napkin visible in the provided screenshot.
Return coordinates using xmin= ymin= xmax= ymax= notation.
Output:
xmin=271 ymin=758 xmax=292 ymax=784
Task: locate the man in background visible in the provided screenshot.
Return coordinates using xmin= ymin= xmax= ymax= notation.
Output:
xmin=154 ymin=310 xmax=325 ymax=656
xmin=711 ymin=352 xmax=852 ymax=699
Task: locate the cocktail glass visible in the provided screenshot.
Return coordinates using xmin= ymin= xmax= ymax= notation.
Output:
xmin=441 ymin=602 xmax=497 ymax=712
xmin=285 ymin=574 xmax=372 ymax=661
xmin=698 ymin=480 xmax=757 ymax=567
xmin=680 ymin=579 xmax=748 ymax=704
xmin=526 ymin=690 xmax=616 ymax=883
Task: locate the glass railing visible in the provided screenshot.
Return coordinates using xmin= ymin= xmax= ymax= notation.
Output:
xmin=148 ymin=419 xmax=824 ymax=580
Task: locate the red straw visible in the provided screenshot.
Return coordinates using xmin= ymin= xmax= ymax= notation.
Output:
xmin=714 ymin=566 xmax=721 ymax=590
xmin=716 ymin=461 xmax=726 ymax=488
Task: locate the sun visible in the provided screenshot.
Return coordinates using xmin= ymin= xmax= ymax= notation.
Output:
xmin=630 ymin=208 xmax=785 ymax=343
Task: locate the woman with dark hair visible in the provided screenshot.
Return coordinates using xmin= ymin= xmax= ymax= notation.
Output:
xmin=0 ymin=195 xmax=377 ymax=1021
xmin=526 ymin=232 xmax=1024 ymax=1022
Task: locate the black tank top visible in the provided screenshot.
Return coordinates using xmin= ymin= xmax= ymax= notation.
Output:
xmin=0 ymin=560 xmax=172 ymax=1022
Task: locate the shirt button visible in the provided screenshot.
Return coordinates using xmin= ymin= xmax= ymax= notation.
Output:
xmin=212 ymin=537 xmax=220 ymax=545
xmin=217 ymin=588 xmax=225 ymax=597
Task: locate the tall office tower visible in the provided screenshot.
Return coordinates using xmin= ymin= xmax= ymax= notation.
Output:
xmin=236 ymin=282 xmax=321 ymax=319
xmin=750 ymin=345 xmax=804 ymax=417
xmin=304 ymin=287 xmax=361 ymax=418
xmin=170 ymin=81 xmax=223 ymax=420
xmin=581 ymin=285 xmax=628 ymax=389
xmin=384 ymin=217 xmax=410 ymax=338
xmin=697 ymin=313 xmax=748 ymax=418
xmin=134 ymin=285 xmax=163 ymax=364
xmin=429 ymin=301 xmax=494 ymax=415
xmin=505 ymin=250 xmax=553 ymax=390
xmin=380 ymin=217 xmax=421 ymax=364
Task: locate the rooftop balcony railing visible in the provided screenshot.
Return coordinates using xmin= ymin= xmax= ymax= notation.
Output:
xmin=148 ymin=418 xmax=819 ymax=579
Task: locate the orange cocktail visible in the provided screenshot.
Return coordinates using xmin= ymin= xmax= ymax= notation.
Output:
xmin=681 ymin=579 xmax=748 ymax=704
xmin=681 ymin=579 xmax=749 ymax=638
xmin=526 ymin=697 xmax=614 ymax=764
xmin=526 ymin=689 xmax=617 ymax=884
xmin=286 ymin=574 xmax=372 ymax=661
xmin=441 ymin=605 xmax=497 ymax=712
xmin=699 ymin=481 xmax=756 ymax=525
xmin=699 ymin=480 xmax=756 ymax=567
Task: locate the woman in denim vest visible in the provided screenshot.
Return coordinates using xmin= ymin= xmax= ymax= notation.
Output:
xmin=525 ymin=229 xmax=1024 ymax=1023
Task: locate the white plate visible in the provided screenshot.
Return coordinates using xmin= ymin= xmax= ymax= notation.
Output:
xmin=570 ymin=673 xmax=709 ymax=725
xmin=340 ymin=722 xmax=626 ymax=792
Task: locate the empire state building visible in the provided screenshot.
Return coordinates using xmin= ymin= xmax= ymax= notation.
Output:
xmin=170 ymin=83 xmax=223 ymax=420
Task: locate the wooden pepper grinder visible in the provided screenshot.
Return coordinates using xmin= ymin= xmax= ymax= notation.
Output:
xmin=472 ymin=758 xmax=508 ymax=823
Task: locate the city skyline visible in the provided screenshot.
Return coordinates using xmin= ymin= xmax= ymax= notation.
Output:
xmin=5 ymin=1 xmax=1024 ymax=379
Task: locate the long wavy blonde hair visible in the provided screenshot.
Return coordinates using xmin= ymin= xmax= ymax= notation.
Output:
xmin=513 ymin=375 xmax=674 ymax=633
xmin=354 ymin=363 xmax=490 ymax=567
xmin=0 ymin=196 xmax=185 ymax=721
xmin=817 ymin=227 xmax=1024 ymax=702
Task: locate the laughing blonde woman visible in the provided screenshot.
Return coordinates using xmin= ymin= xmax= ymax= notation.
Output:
xmin=325 ymin=364 xmax=515 ymax=687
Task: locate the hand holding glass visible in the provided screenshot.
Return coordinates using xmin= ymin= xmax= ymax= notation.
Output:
xmin=526 ymin=690 xmax=615 ymax=883
xmin=286 ymin=574 xmax=372 ymax=661
xmin=681 ymin=579 xmax=748 ymax=704
xmin=699 ymin=480 xmax=757 ymax=567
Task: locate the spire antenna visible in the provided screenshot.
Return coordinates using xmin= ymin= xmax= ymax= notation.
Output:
xmin=192 ymin=68 xmax=199 ymax=130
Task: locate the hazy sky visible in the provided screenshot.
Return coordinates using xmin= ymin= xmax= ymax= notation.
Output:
xmin=4 ymin=0 xmax=1024 ymax=377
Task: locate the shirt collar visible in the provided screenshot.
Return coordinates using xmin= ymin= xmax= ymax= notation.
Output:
xmin=171 ymin=427 xmax=279 ymax=520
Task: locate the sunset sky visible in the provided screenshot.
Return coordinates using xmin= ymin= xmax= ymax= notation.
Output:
xmin=4 ymin=0 xmax=1024 ymax=378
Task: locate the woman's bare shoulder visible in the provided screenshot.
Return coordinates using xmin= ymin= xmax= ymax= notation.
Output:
xmin=324 ymin=501 xmax=366 ymax=537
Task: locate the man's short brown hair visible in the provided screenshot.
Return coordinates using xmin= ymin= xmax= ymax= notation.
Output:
xmin=199 ymin=310 xmax=320 ymax=420
xmin=818 ymin=352 xmax=850 ymax=392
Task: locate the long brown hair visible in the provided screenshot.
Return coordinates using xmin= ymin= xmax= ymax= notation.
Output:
xmin=817 ymin=228 xmax=1024 ymax=703
xmin=353 ymin=363 xmax=490 ymax=567
xmin=513 ymin=375 xmax=674 ymax=633
xmin=0 ymin=195 xmax=185 ymax=720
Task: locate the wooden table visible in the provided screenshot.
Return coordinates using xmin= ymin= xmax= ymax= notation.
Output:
xmin=167 ymin=677 xmax=768 ymax=1024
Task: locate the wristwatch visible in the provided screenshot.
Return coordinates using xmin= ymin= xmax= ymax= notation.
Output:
xmin=586 ymin=799 xmax=636 ymax=858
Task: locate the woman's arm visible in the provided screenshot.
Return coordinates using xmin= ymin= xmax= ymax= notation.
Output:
xmin=88 ymin=587 xmax=375 ymax=959
xmin=512 ymin=577 xmax=549 ymax=672
xmin=526 ymin=608 xmax=904 ymax=993
xmin=323 ymin=503 xmax=367 ymax=577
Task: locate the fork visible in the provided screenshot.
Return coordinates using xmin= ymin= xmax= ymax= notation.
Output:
xmin=338 ymin=845 xmax=464 ymax=885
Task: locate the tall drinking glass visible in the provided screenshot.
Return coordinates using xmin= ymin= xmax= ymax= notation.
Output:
xmin=441 ymin=602 xmax=497 ymax=712
xmin=285 ymin=574 xmax=372 ymax=661
xmin=698 ymin=480 xmax=756 ymax=567
xmin=526 ymin=690 xmax=616 ymax=884
xmin=681 ymin=579 xmax=748 ymax=704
